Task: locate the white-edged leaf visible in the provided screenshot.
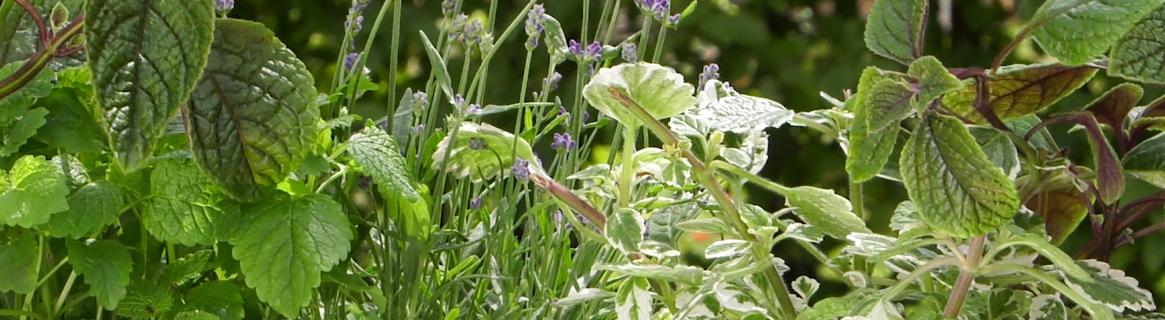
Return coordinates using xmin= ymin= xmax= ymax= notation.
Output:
xmin=705 ymin=239 xmax=751 ymax=259
xmin=686 ymin=80 xmax=793 ymax=134
xmin=555 ymin=288 xmax=615 ymax=307
xmin=616 ymin=278 xmax=654 ymax=320
xmin=1063 ymin=260 xmax=1155 ymax=312
xmin=432 ymin=122 xmax=537 ymax=182
xmin=606 ymin=208 xmax=645 ymax=255
xmin=602 ymin=264 xmax=706 ymax=285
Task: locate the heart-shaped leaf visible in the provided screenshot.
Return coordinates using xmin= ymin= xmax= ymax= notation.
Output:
xmin=583 ymin=63 xmax=697 ymax=129
xmin=68 ymin=239 xmax=133 ymax=310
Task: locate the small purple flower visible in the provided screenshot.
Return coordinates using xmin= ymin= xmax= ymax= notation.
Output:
xmin=412 ymin=91 xmax=429 ymax=109
xmin=464 ymin=18 xmax=484 ymax=45
xmin=343 ymin=52 xmax=360 ymax=71
xmin=622 ymin=43 xmax=638 ymax=63
xmin=558 ymin=105 xmax=568 ymax=116
xmin=449 ymin=14 xmax=468 ymax=43
xmin=215 ymin=0 xmax=234 ymax=12
xmin=466 ymin=103 xmax=482 ymax=114
xmin=698 ymin=63 xmax=720 ymax=88
xmin=346 ymin=0 xmax=369 ymax=33
xmin=468 ymin=137 xmax=487 ymax=150
xmin=442 ymin=0 xmax=457 ymax=17
xmin=526 ymin=37 xmax=540 ymax=50
xmin=568 ymin=39 xmax=585 ymax=57
xmin=452 ymin=94 xmax=466 ymax=107
xmin=525 ymin=4 xmax=546 ymax=37
xmin=512 ymin=159 xmax=530 ymax=180
xmin=586 ymin=41 xmax=602 ymax=60
xmin=543 ymin=72 xmax=562 ymax=92
xmin=470 ymin=196 xmax=483 ymax=209
xmin=668 ymin=14 xmax=681 ymax=26
xmin=551 ymin=132 xmax=577 ymax=151
xmin=650 ymin=0 xmax=670 ymax=20
xmin=554 ymin=210 xmax=565 ymax=224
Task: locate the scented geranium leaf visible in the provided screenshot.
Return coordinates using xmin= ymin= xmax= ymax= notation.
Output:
xmin=685 ymin=80 xmax=794 ymax=134
xmin=942 ymin=63 xmax=1098 ymax=122
xmin=792 ymin=276 xmax=821 ymax=301
xmin=42 ymin=181 xmax=124 ymax=239
xmin=1110 ymin=4 xmax=1165 ymax=84
xmin=143 ymin=157 xmax=238 ymax=246
xmin=432 ymin=122 xmax=536 ymax=182
xmin=900 ymin=114 xmax=1019 ymax=238
xmin=0 ymin=107 xmax=47 ymax=156
xmin=863 ymin=0 xmax=927 ymax=65
xmin=185 ymin=281 xmax=245 ymax=320
xmin=86 ymin=0 xmax=214 ymax=171
xmin=348 ymin=126 xmax=418 ymax=200
xmin=1030 ymin=0 xmax=1163 ymax=66
xmin=1026 ymin=188 xmax=1091 ymax=245
xmin=781 ymin=186 xmax=870 ymax=239
xmin=67 ymin=239 xmax=133 ymax=310
xmin=1086 ymin=83 xmax=1143 ymax=131
xmin=864 ymin=79 xmax=917 ymax=132
xmin=908 ymin=56 xmax=964 ymax=110
xmin=1063 ymin=260 xmax=1156 ymax=312
xmin=606 ymin=208 xmax=645 ymax=255
xmin=0 ymin=233 xmax=37 ymax=294
xmin=615 ymin=278 xmax=653 ymax=320
xmin=583 ymin=62 xmax=697 ymax=129
xmin=1123 ymin=132 xmax=1165 ymax=188
xmin=847 ymin=68 xmax=902 ymax=182
xmin=186 ymin=19 xmax=319 ymax=201
xmin=230 ymin=194 xmax=353 ymax=317
xmin=0 ymin=155 xmax=70 ymax=227
xmin=601 ymin=264 xmax=706 ymax=286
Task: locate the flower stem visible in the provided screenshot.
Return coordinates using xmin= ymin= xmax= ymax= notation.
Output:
xmin=618 ymin=128 xmax=637 ymax=208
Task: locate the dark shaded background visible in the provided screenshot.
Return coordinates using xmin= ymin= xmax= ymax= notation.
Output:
xmin=230 ymin=0 xmax=1165 ymax=305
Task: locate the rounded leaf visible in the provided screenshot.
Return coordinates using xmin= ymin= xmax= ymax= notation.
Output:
xmin=583 ymin=63 xmax=697 ymax=129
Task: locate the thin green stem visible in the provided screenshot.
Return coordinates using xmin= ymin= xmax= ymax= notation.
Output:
xmin=651 ymin=26 xmax=667 ymax=63
xmin=618 ymin=128 xmax=637 ymax=208
xmin=52 ymin=272 xmax=77 ymax=316
xmin=386 ymin=0 xmax=403 ymax=117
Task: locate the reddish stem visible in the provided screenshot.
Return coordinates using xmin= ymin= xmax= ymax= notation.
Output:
xmin=14 ymin=0 xmax=50 ymax=48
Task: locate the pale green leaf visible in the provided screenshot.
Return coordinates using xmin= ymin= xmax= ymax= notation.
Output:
xmin=942 ymin=63 xmax=1097 ymax=122
xmin=676 ymin=218 xmax=733 ymax=234
xmin=969 ymin=126 xmax=1021 ymax=178
xmin=606 ymin=208 xmax=645 ymax=255
xmin=847 ymin=68 xmax=902 ymax=182
xmin=542 ymin=16 xmax=570 ymax=65
xmin=781 ymin=186 xmax=871 ymax=239
xmin=908 ymin=56 xmax=964 ymax=110
xmin=1123 ymin=132 xmax=1165 ymax=188
xmin=705 ymin=239 xmax=751 ymax=259
xmin=686 ymin=80 xmax=794 ymax=134
xmin=68 ymin=239 xmax=133 ymax=310
xmin=555 ymin=288 xmax=615 ymax=307
xmin=1110 ymin=4 xmax=1165 ymax=84
xmin=1007 ymin=233 xmax=1091 ymax=280
xmin=601 ymin=264 xmax=706 ymax=285
xmin=1031 ymin=0 xmax=1164 ymax=65
xmin=615 ymin=278 xmax=653 ymax=320
xmin=0 ymin=233 xmax=38 ymax=293
xmin=86 ymin=0 xmax=215 ymax=171
xmin=863 ymin=0 xmax=927 ymax=65
xmin=1063 ymin=260 xmax=1155 ymax=312
xmin=432 ymin=122 xmax=536 ymax=182
xmin=185 ymin=19 xmax=319 ymax=201
xmin=42 ymin=181 xmax=123 ymax=239
xmin=230 ymin=194 xmax=353 ymax=317
xmin=583 ymin=63 xmax=697 ymax=129
xmin=900 ymin=114 xmax=1019 ymax=237
xmin=348 ymin=126 xmax=418 ymax=200
xmin=0 ymin=155 xmax=69 ymax=227
xmin=143 ymin=157 xmax=237 ymax=245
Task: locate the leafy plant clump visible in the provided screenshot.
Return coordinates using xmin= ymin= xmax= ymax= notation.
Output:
xmin=2 ymin=0 xmax=1165 ymax=319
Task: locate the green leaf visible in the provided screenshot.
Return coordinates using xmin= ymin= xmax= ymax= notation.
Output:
xmin=0 ymin=0 xmax=82 ymax=65
xmin=0 ymin=155 xmax=70 ymax=227
xmin=555 ymin=288 xmax=615 ymax=307
xmin=0 ymin=107 xmax=46 ymax=157
xmin=541 ymin=16 xmax=570 ymax=65
xmin=781 ymin=186 xmax=871 ymax=239
xmin=969 ymin=126 xmax=1021 ymax=178
xmin=1028 ymin=295 xmax=1068 ymax=320
xmin=1006 ymin=233 xmax=1092 ymax=280
xmin=230 ymin=194 xmax=353 ymax=317
xmin=160 ymin=250 xmax=214 ymax=285
xmin=118 ymin=281 xmax=175 ymax=319
xmin=676 ymin=217 xmax=733 ymax=234
xmin=615 ymin=278 xmax=653 ymax=320
xmin=705 ymin=239 xmax=751 ymax=259
xmin=392 ymin=88 xmax=415 ymax=146
xmin=900 ymin=114 xmax=1019 ymax=237
xmin=601 ymin=264 xmax=706 ymax=286
xmin=67 ymin=239 xmax=133 ymax=310
xmin=847 ymin=68 xmax=903 ymax=182
xmin=432 ymin=122 xmax=536 ymax=182
xmin=185 ymin=19 xmax=319 ymax=201
xmin=42 ymin=181 xmax=123 ymax=239
xmin=864 ymin=79 xmax=917 ymax=132
xmin=0 ymin=61 xmax=52 ymax=121
xmin=348 ymin=126 xmax=417 ymax=200
xmin=1030 ymin=0 xmax=1164 ymax=66
xmin=686 ymin=80 xmax=794 ymax=134
xmin=1110 ymin=4 xmax=1165 ymax=84
xmin=143 ymin=156 xmax=238 ymax=245
xmin=33 ymin=85 xmax=107 ymax=154
xmin=0 ymin=233 xmax=38 ymax=294
xmin=418 ymin=31 xmax=454 ymax=99
xmin=606 ymin=208 xmax=645 ymax=255
xmin=86 ymin=0 xmax=215 ymax=171
xmin=174 ymin=311 xmax=219 ymax=320
xmin=1124 ymin=133 xmax=1165 ymax=188
xmin=942 ymin=63 xmax=1097 ymax=122
xmin=863 ymin=0 xmax=927 ymax=65
xmin=1062 ymin=260 xmax=1156 ymax=312
xmin=185 ymin=281 xmax=245 ymax=320
xmin=908 ymin=56 xmax=964 ymax=110
xmin=583 ymin=62 xmax=697 ymax=129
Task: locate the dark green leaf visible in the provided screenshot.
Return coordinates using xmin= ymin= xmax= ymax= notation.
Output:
xmin=349 ymin=126 xmax=417 ymax=200
xmin=0 ymin=155 xmax=69 ymax=227
xmin=1124 ymin=132 xmax=1165 ymax=188
xmin=185 ymin=281 xmax=245 ymax=320
xmin=942 ymin=63 xmax=1097 ymax=122
xmin=0 ymin=107 xmax=46 ymax=156
xmin=86 ymin=0 xmax=215 ymax=171
xmin=1110 ymin=4 xmax=1165 ymax=84
xmin=863 ymin=0 xmax=927 ymax=65
xmin=847 ymin=68 xmax=902 ymax=182
xmin=118 ymin=281 xmax=174 ymax=319
xmin=185 ymin=19 xmax=319 ymax=201
xmin=41 ymin=181 xmax=123 ymax=239
xmin=900 ymin=114 xmax=1019 ymax=237
xmin=68 ymin=239 xmax=133 ymax=310
xmin=143 ymin=156 xmax=238 ymax=245
xmin=908 ymin=56 xmax=964 ymax=110
xmin=1030 ymin=0 xmax=1163 ymax=66
xmin=0 ymin=233 xmax=38 ymax=293
xmin=33 ymin=86 xmax=106 ymax=154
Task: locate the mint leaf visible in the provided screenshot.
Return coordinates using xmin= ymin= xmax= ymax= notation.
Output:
xmin=1030 ymin=0 xmax=1163 ymax=65
xmin=847 ymin=68 xmax=903 ymax=182
xmin=68 ymin=239 xmax=133 ymax=310
xmin=942 ymin=63 xmax=1097 ymax=122
xmin=900 ymin=114 xmax=1019 ymax=237
xmin=0 ymin=107 xmax=47 ymax=157
xmin=606 ymin=208 xmax=645 ymax=255
xmin=864 ymin=79 xmax=916 ymax=132
xmin=42 ymin=181 xmax=124 ymax=239
xmin=583 ymin=63 xmax=697 ymax=129
xmin=0 ymin=233 xmax=38 ymax=293
xmin=907 ymin=56 xmax=964 ymax=110
xmin=348 ymin=126 xmax=418 ymax=200
xmin=1110 ymin=4 xmax=1165 ymax=84
xmin=0 ymin=155 xmax=70 ymax=227
xmin=230 ymin=194 xmax=353 ymax=317
xmin=86 ymin=0 xmax=215 ymax=171
xmin=185 ymin=19 xmax=319 ymax=201
xmin=781 ymin=186 xmax=871 ymax=239
xmin=863 ymin=0 xmax=927 ymax=65
xmin=1124 ymin=132 xmax=1165 ymax=188
xmin=143 ymin=157 xmax=237 ymax=246
xmin=118 ymin=281 xmax=175 ymax=319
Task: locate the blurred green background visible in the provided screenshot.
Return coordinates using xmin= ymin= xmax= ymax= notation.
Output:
xmin=229 ymin=0 xmax=1165 ymax=305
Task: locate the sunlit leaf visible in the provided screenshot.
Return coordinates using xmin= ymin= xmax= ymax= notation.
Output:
xmin=685 ymin=80 xmax=793 ymax=134
xmin=942 ymin=63 xmax=1097 ymax=122
xmin=432 ymin=122 xmax=536 ymax=182
xmin=68 ymin=239 xmax=133 ymax=310
xmin=1110 ymin=4 xmax=1165 ymax=84
xmin=0 ymin=155 xmax=70 ymax=227
xmin=1030 ymin=0 xmax=1163 ymax=65
xmin=349 ymin=126 xmax=418 ymax=200
xmin=782 ymin=186 xmax=870 ymax=239
xmin=863 ymin=0 xmax=927 ymax=65
xmin=583 ymin=62 xmax=697 ymax=129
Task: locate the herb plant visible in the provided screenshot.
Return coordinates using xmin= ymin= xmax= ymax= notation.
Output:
xmin=2 ymin=0 xmax=1165 ymax=319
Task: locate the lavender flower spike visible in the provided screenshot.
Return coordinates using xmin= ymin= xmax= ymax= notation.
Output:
xmin=512 ymin=159 xmax=531 ymax=180
xmin=698 ymin=63 xmax=720 ymax=88
xmin=343 ymin=52 xmax=360 ymax=71
xmin=215 ymin=0 xmax=234 ymax=12
xmin=551 ymin=132 xmax=577 ymax=151
xmin=622 ymin=43 xmax=638 ymax=63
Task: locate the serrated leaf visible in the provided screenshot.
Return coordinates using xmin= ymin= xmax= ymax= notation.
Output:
xmin=793 ymin=276 xmax=821 ymax=301
xmin=615 ymin=278 xmax=653 ymax=320
xmin=1030 ymin=0 xmax=1163 ymax=66
xmin=583 ymin=63 xmax=697 ymax=129
xmin=863 ymin=0 xmax=927 ymax=65
xmin=601 ymin=264 xmax=706 ymax=285
xmin=118 ymin=281 xmax=174 ymax=319
xmin=0 ymin=0 xmax=82 ymax=65
xmin=847 ymin=68 xmax=902 ymax=182
xmin=781 ymin=186 xmax=870 ymax=239
xmin=942 ymin=63 xmax=1097 ymax=122
xmin=0 ymin=233 xmax=38 ymax=293
xmin=86 ymin=0 xmax=215 ymax=171
xmin=348 ymin=126 xmax=417 ymax=200
xmin=160 ymin=250 xmax=214 ymax=285
xmin=1086 ymin=83 xmax=1144 ymax=131
xmin=0 ymin=155 xmax=69 ymax=227
xmin=969 ymin=126 xmax=1021 ymax=178
xmin=0 ymin=107 xmax=46 ymax=157
xmin=1064 ymin=260 xmax=1155 ymax=312
xmin=1028 ymin=295 xmax=1068 ymax=320
xmin=42 ymin=181 xmax=123 ymax=239
xmin=185 ymin=18 xmax=319 ymax=201
xmin=174 ymin=311 xmax=218 ymax=320
xmin=606 ymin=208 xmax=645 ymax=255
xmin=185 ymin=281 xmax=245 ymax=320
xmin=143 ymin=157 xmax=237 ymax=245
xmin=1110 ymin=4 xmax=1165 ymax=84
xmin=432 ymin=122 xmax=535 ymax=182
xmin=1027 ymin=188 xmax=1091 ymax=245
xmin=900 ymin=114 xmax=1019 ymax=237
xmin=908 ymin=56 xmax=964 ymax=110
xmin=685 ymin=80 xmax=794 ymax=134
xmin=555 ymin=288 xmax=615 ymax=307
xmin=68 ymin=240 xmax=133 ymax=310
xmin=1123 ymin=132 xmax=1165 ymax=188
xmin=864 ymin=79 xmax=916 ymax=133
xmin=229 ymin=194 xmax=353 ymax=317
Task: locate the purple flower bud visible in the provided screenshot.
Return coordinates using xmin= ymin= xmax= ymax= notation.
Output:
xmin=568 ymin=39 xmax=585 ymax=58
xmin=525 ymin=4 xmax=546 ymax=37
xmin=586 ymin=41 xmax=602 ymax=60
xmin=412 ymin=91 xmax=429 ymax=109
xmin=452 ymin=94 xmax=466 ymax=107
xmin=470 ymin=196 xmax=483 ymax=210
xmin=468 ymin=137 xmax=487 ymax=150
xmin=512 ymin=159 xmax=530 ymax=180
xmin=651 ymin=0 xmax=670 ymax=20
xmin=551 ymin=132 xmax=577 ymax=151
xmin=464 ymin=18 xmax=484 ymax=45
xmin=215 ymin=0 xmax=234 ymax=12
xmin=343 ymin=52 xmax=360 ymax=71
xmin=449 ymin=14 xmax=468 ymax=43
xmin=622 ymin=43 xmax=638 ymax=62
xmin=442 ymin=0 xmax=457 ymax=17
xmin=526 ymin=37 xmax=540 ymax=50
xmin=668 ymin=14 xmax=681 ymax=26
xmin=466 ymin=103 xmax=482 ymax=114
xmin=698 ymin=63 xmax=720 ymax=88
